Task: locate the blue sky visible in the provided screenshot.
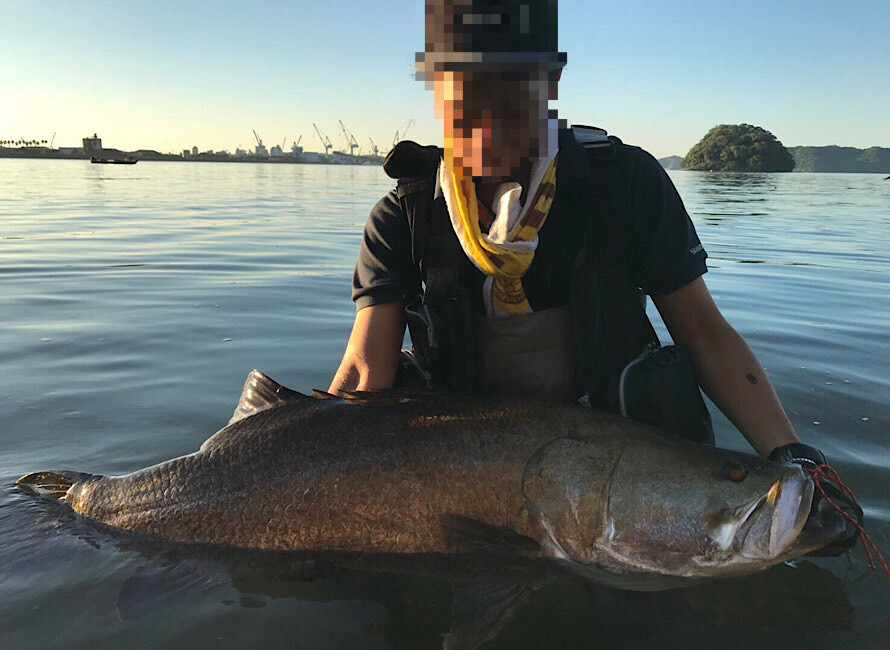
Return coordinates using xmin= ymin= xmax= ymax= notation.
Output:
xmin=2 ymin=0 xmax=888 ymax=158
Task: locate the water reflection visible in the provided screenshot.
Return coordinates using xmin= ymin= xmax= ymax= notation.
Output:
xmin=5 ymin=494 xmax=857 ymax=650
xmin=690 ymin=171 xmax=778 ymax=190
xmin=3 ymin=161 xmax=888 ymax=649
xmin=674 ymin=174 xmax=782 ymax=231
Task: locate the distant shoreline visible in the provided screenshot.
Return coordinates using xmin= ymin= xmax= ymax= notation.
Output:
xmin=0 ymin=147 xmax=383 ymax=166
xmin=4 ymin=147 xmax=888 ymax=173
xmin=659 ymin=145 xmax=890 ymax=174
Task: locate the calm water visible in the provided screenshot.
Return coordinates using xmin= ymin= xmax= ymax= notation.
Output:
xmin=1 ymin=159 xmax=888 ymax=649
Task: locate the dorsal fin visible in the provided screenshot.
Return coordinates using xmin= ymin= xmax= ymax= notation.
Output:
xmin=337 ymin=387 xmax=440 ymax=404
xmin=227 ymin=370 xmax=309 ymax=426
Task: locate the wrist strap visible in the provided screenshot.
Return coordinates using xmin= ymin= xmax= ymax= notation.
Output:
xmin=768 ymin=442 xmax=827 ymax=468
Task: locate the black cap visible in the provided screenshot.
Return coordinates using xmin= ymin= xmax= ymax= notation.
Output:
xmin=415 ymin=0 xmax=567 ymax=75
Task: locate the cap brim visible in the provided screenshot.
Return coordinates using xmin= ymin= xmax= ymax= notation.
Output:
xmin=414 ymin=51 xmax=567 ymax=74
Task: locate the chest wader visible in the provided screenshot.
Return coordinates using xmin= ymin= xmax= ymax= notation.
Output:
xmin=385 ymin=142 xmax=577 ymax=402
xmin=383 ymin=134 xmax=713 ymax=444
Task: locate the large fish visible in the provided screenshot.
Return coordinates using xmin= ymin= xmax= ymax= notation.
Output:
xmin=18 ymin=370 xmax=847 ymax=588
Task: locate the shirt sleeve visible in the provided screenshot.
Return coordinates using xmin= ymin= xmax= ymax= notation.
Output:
xmin=627 ymin=148 xmax=708 ymax=296
xmin=351 ymin=189 xmax=422 ymax=310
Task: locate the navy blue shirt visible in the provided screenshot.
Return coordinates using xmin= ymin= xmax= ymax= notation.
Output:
xmin=353 ymin=132 xmax=707 ymax=311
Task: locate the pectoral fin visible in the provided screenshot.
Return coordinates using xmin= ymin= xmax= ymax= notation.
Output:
xmin=567 ymin=562 xmax=696 ymax=592
xmin=445 ymin=583 xmax=532 ymax=650
xmin=439 ymin=514 xmax=540 ymax=557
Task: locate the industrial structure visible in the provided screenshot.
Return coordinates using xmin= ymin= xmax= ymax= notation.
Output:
xmin=252 ymin=130 xmax=268 ymax=158
xmin=392 ymin=119 xmax=414 ymax=148
xmin=82 ymin=134 xmax=102 ymax=156
xmin=339 ymin=121 xmax=360 ymax=156
xmin=313 ymin=124 xmax=333 ymax=157
xmin=1 ymin=121 xmax=410 ymax=166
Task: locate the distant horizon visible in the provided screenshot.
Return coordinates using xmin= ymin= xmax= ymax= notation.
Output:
xmin=3 ymin=1 xmax=888 ymax=159
xmin=656 ymin=141 xmax=890 ymax=161
xmin=5 ymin=132 xmax=889 ymax=162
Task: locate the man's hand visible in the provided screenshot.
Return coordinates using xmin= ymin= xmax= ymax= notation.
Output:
xmin=768 ymin=442 xmax=864 ymax=556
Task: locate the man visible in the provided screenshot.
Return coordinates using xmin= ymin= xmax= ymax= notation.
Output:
xmin=330 ymin=0 xmax=860 ymax=554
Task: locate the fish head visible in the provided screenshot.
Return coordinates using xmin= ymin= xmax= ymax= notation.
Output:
xmin=522 ymin=433 xmax=847 ymax=579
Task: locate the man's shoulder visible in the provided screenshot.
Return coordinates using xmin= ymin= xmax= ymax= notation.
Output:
xmin=383 ymin=140 xmax=443 ymax=181
xmin=369 ymin=187 xmax=406 ymax=222
xmin=564 ymin=125 xmax=660 ymax=180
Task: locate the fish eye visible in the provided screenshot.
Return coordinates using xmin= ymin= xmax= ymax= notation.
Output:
xmin=721 ymin=460 xmax=749 ymax=483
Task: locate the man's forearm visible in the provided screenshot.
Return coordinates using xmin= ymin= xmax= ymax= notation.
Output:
xmin=328 ymin=347 xmax=401 ymax=394
xmin=329 ymin=357 xmax=362 ymax=394
xmin=328 ymin=302 xmax=407 ymax=395
xmin=686 ymin=323 xmax=800 ymax=457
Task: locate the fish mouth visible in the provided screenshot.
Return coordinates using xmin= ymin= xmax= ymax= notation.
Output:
xmin=734 ymin=469 xmax=814 ymax=560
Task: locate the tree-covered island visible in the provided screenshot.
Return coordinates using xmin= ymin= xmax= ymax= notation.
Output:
xmin=683 ymin=124 xmax=795 ymax=172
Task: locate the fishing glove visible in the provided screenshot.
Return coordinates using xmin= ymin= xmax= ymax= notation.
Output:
xmin=768 ymin=442 xmax=864 ymax=556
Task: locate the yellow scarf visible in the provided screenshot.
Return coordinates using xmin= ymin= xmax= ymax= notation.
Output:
xmin=444 ymin=155 xmax=558 ymax=316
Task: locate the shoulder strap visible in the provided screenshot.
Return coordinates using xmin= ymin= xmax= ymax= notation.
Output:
xmin=384 ymin=141 xmax=479 ymax=391
xmin=572 ymin=127 xmax=632 ymax=270
xmin=384 ymin=140 xmax=441 ymax=270
xmin=570 ymin=127 xmax=659 ymax=405
xmin=385 ymin=141 xmax=476 ymax=293
xmin=571 ymin=124 xmax=617 ymax=155
xmin=397 ymin=179 xmax=434 ymax=271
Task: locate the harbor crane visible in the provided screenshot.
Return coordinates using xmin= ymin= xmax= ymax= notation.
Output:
xmin=392 ymin=119 xmax=415 ymax=147
xmin=313 ymin=123 xmax=333 ymax=156
xmin=368 ymin=137 xmax=379 ymax=157
xmin=252 ymin=130 xmax=268 ymax=157
xmin=338 ymin=120 xmax=360 ymax=157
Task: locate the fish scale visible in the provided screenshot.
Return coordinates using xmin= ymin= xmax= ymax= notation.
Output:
xmin=17 ymin=370 xmax=847 ymax=583
xmin=55 ymin=397 xmax=583 ymax=552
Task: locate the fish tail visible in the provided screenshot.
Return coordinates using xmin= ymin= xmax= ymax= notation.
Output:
xmin=16 ymin=470 xmax=94 ymax=499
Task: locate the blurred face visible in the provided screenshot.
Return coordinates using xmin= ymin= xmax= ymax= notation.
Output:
xmin=432 ymin=67 xmax=560 ymax=181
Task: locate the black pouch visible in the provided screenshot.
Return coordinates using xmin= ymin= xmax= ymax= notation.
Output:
xmin=617 ymin=343 xmax=714 ymax=445
xmin=404 ymin=296 xmax=440 ymax=364
xmin=393 ymin=296 xmax=441 ymax=389
xmin=394 ymin=348 xmax=433 ymax=389
xmin=400 ymin=288 xmax=475 ymax=391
